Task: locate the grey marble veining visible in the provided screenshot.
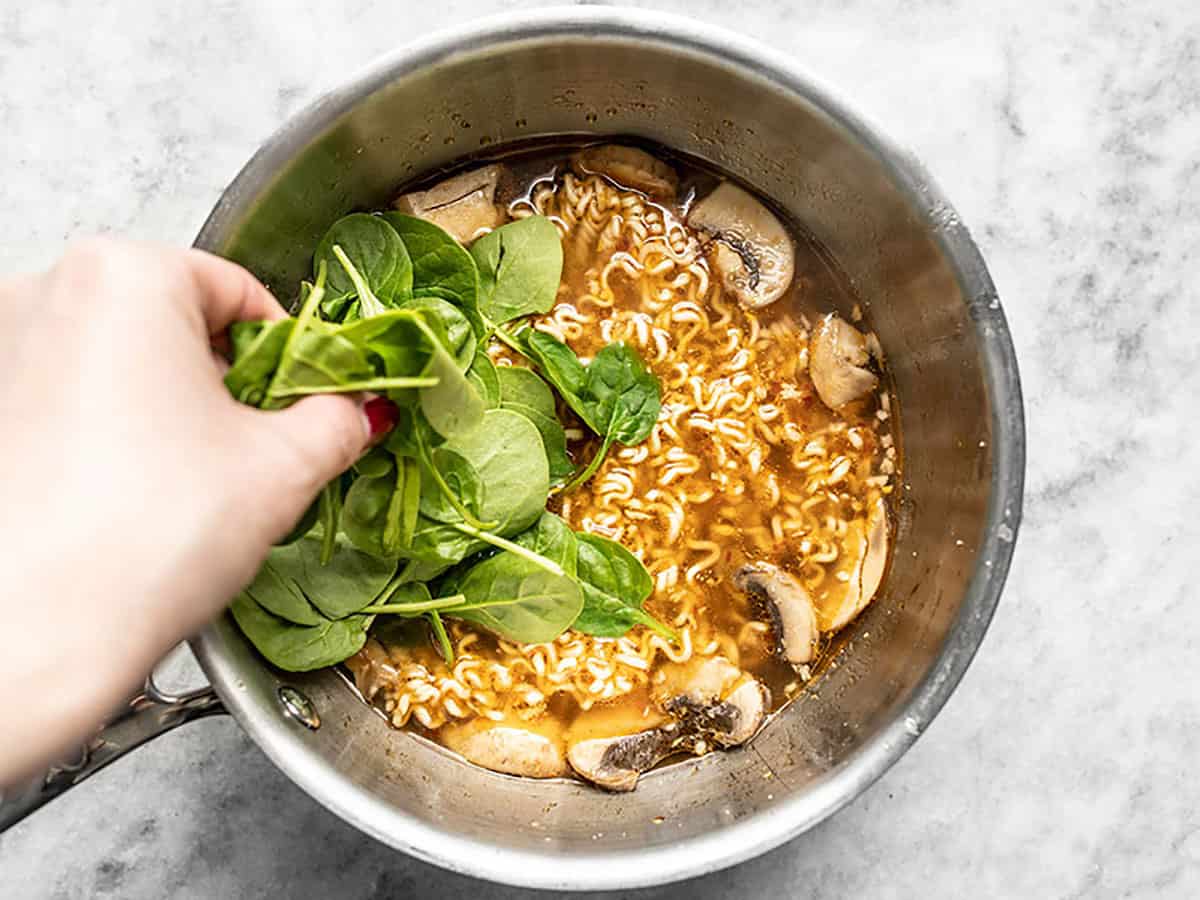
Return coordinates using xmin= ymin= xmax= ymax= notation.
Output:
xmin=2 ymin=1 xmax=1199 ymax=897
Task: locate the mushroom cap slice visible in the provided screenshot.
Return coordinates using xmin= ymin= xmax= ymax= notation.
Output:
xmin=820 ymin=497 xmax=891 ymax=632
xmin=568 ymin=665 xmax=771 ymax=790
xmin=571 ymin=144 xmax=678 ymax=200
xmin=567 ymin=729 xmax=672 ymax=792
xmin=665 ymin=676 xmax=769 ymax=748
xmin=809 ymin=314 xmax=880 ymax=409
xmin=393 ymin=164 xmax=503 ymax=243
xmin=686 ymin=181 xmax=794 ymax=308
xmin=441 ymin=724 xmax=568 ymax=779
xmin=715 ymin=679 xmax=770 ymax=746
xmin=733 ymin=562 xmax=819 ymax=666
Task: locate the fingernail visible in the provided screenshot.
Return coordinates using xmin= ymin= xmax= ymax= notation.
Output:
xmin=363 ymin=397 xmax=400 ymax=442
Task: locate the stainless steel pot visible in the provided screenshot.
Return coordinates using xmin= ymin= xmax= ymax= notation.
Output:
xmin=0 ymin=9 xmax=1024 ymax=890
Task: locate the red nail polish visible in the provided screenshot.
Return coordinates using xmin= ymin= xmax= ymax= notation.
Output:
xmin=364 ymin=397 xmax=399 ymax=441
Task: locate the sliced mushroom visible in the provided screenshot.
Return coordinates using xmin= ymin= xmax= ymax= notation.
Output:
xmin=440 ymin=724 xmax=568 ymax=779
xmin=821 ymin=497 xmax=890 ymax=631
xmin=568 ymin=668 xmax=769 ymax=791
xmin=567 ymin=729 xmax=672 ymax=792
xmin=733 ymin=562 xmax=818 ymax=666
xmin=571 ymin=144 xmax=678 ymax=200
xmin=393 ymin=164 xmax=503 ymax=243
xmin=664 ymin=677 xmax=769 ymax=748
xmin=809 ymin=314 xmax=879 ymax=409
xmin=686 ymin=181 xmax=794 ymax=308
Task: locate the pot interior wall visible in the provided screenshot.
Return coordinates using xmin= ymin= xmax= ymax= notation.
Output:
xmin=197 ymin=31 xmax=997 ymax=856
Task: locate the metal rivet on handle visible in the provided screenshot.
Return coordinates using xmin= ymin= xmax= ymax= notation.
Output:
xmin=277 ymin=686 xmax=320 ymax=730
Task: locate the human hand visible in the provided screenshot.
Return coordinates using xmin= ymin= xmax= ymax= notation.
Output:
xmin=0 ymin=239 xmax=377 ymax=784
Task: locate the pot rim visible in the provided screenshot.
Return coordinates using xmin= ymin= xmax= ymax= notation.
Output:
xmin=192 ymin=6 xmax=1025 ymax=890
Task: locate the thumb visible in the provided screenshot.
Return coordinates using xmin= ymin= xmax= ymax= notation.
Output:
xmin=239 ymin=394 xmax=371 ymax=538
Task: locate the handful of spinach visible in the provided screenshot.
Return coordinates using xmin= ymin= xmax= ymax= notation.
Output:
xmin=223 ymin=209 xmax=671 ymax=672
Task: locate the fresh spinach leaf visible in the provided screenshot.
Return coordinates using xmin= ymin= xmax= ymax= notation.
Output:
xmin=502 ymin=402 xmax=575 ymax=485
xmin=240 ymin=556 xmax=323 ymax=626
xmin=562 ymin=342 xmax=661 ymax=490
xmin=230 ymin=594 xmax=373 ymax=672
xmin=453 ymin=551 xmax=583 ymax=644
xmin=224 ymin=319 xmax=294 ymax=406
xmin=405 ymin=295 xmax=475 ymax=371
xmin=515 ymin=328 xmax=592 ymax=426
xmin=411 ymin=314 xmax=486 ymax=440
xmin=465 ymin=348 xmax=501 ymax=409
xmin=441 ymin=408 xmax=549 ymax=535
xmin=572 ymin=533 xmax=673 ymax=639
xmin=582 ymin=342 xmax=661 ymax=445
xmin=497 ymin=365 xmax=557 ymax=419
xmin=266 ymin=534 xmax=395 ymax=620
xmin=470 ymin=216 xmax=563 ymax=326
xmin=381 ymin=212 xmax=484 ymax=336
xmin=418 ymin=447 xmax=485 ymax=524
xmin=405 ymin=516 xmax=485 ymax=567
xmin=513 ymin=512 xmax=579 ymax=578
xmin=342 ymin=455 xmax=420 ymax=558
xmin=315 ymin=213 xmax=413 ymax=308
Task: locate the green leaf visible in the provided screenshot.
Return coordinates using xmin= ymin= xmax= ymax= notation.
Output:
xmin=453 ymin=551 xmax=583 ymax=643
xmin=224 ymin=319 xmax=294 ymax=406
xmin=497 ymin=365 xmax=557 ymax=418
xmin=572 ymin=533 xmax=673 ymax=639
xmin=411 ymin=314 xmax=486 ymax=440
xmin=342 ymin=455 xmax=418 ymax=559
xmin=516 ymin=328 xmax=593 ymax=426
xmin=583 ymin=342 xmax=661 ymax=446
xmin=230 ymin=595 xmax=373 ymax=672
xmin=441 ymin=408 xmax=549 ymax=535
xmin=562 ymin=342 xmax=661 ymax=491
xmin=381 ymin=212 xmax=484 ymax=337
xmin=240 ymin=557 xmax=323 ymax=626
xmin=265 ymin=535 xmax=395 ymax=619
xmin=513 ymin=512 xmax=579 ymax=578
xmin=470 ymin=216 xmax=563 ymax=326
xmin=315 ymin=213 xmax=413 ymax=306
xmin=405 ymin=516 xmax=485 ymax=567
xmin=405 ymin=295 xmax=475 ymax=371
xmin=266 ymin=328 xmax=380 ymax=404
xmin=466 ymin=348 xmax=501 ymax=409
xmin=418 ymin=447 xmax=485 ymax=524
xmin=502 ymin=402 xmax=575 ymax=485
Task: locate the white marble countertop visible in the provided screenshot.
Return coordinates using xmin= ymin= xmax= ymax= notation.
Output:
xmin=2 ymin=1 xmax=1198 ymax=897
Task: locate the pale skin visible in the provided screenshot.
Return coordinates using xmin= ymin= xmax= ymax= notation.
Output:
xmin=0 ymin=239 xmax=381 ymax=786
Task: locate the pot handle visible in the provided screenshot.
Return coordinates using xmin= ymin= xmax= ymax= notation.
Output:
xmin=0 ymin=674 xmax=225 ymax=831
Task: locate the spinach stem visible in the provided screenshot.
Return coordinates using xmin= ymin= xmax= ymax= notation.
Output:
xmin=451 ymin=523 xmax=565 ymax=577
xmin=331 ymin=245 xmax=387 ymax=318
xmin=441 ymin=596 xmax=528 ymax=613
xmin=317 ymin=483 xmax=339 ymax=566
xmin=490 ymin=322 xmax=526 ymax=356
xmin=560 ymin=438 xmax=612 ymax=492
xmin=270 ymin=376 xmax=437 ymax=397
xmin=427 ymin=612 xmax=454 ymax=665
xmin=361 ymin=593 xmax=467 ymax=615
